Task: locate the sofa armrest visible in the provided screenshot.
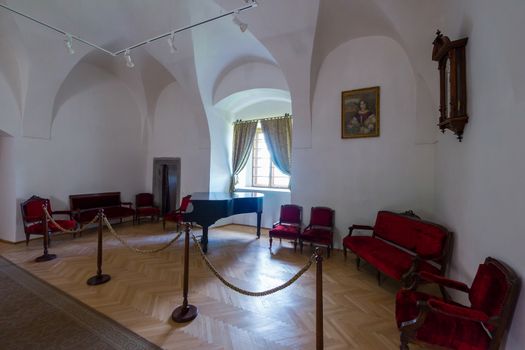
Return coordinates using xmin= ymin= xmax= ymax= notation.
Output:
xmin=346 ymin=224 xmax=374 ymax=238
xmin=426 ymin=299 xmax=490 ymax=323
xmin=272 ymin=221 xmax=280 ymax=228
xmin=419 ymin=271 xmax=470 ymax=293
xmin=121 ymin=202 xmax=133 ymax=208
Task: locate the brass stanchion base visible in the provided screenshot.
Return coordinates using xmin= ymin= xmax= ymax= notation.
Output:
xmin=35 ymin=253 xmax=56 ymax=262
xmin=171 ymin=305 xmax=198 ymax=323
xmin=87 ymin=274 xmax=111 ymax=286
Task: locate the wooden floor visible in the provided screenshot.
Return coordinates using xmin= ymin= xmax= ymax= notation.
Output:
xmin=0 ymin=222 xmax=430 ymax=350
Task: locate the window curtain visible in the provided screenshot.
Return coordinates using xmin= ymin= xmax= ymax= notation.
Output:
xmin=260 ymin=115 xmax=292 ymax=176
xmin=230 ymin=120 xmax=258 ymax=192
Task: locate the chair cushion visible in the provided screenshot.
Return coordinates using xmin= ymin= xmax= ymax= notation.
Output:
xmin=269 ymin=225 xmax=300 ymax=240
xmin=373 ymin=211 xmax=447 ymax=259
xmin=136 ymin=193 xmax=154 ymax=207
xmin=136 ymin=207 xmax=160 ymax=216
xmin=26 ymin=220 xmax=77 ymax=234
xmin=301 ymin=228 xmax=332 ymax=245
xmin=469 ymin=263 xmax=509 ymax=318
xmin=396 ymin=289 xmax=491 ymax=350
xmin=310 ymin=208 xmax=333 ymax=227
xmin=75 ymin=206 xmax=134 ymax=223
xmin=343 ymin=235 xmax=385 ymax=262
xmin=75 ymin=209 xmax=99 ymax=223
xmin=280 ymin=206 xmax=301 ymax=224
xmin=104 ymin=206 xmax=135 ymax=219
xmin=343 ymin=236 xmax=440 ymax=280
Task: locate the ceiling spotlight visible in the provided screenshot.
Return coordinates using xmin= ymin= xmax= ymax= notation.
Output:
xmin=244 ymin=0 xmax=258 ymax=7
xmin=124 ymin=49 xmax=134 ymax=68
xmin=167 ymin=32 xmax=177 ymax=53
xmin=64 ymin=33 xmax=75 ymax=55
xmin=232 ymin=16 xmax=248 ymax=33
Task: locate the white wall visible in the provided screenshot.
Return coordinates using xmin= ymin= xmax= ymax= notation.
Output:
xmin=434 ymin=1 xmax=525 ymax=348
xmin=233 ymin=189 xmax=290 ymax=229
xmin=293 ymin=36 xmax=436 ymax=247
xmin=147 ymin=82 xmax=210 ymax=197
xmin=12 ymin=64 xmax=146 ymax=242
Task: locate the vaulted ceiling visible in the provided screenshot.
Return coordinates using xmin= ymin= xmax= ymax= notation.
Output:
xmin=0 ymin=0 xmax=452 ymax=141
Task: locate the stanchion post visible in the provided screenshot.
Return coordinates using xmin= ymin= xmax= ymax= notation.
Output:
xmin=35 ymin=204 xmax=57 ymax=262
xmin=315 ymin=248 xmax=324 ymax=350
xmin=87 ymin=209 xmax=111 ymax=286
xmin=172 ymin=222 xmax=198 ymax=323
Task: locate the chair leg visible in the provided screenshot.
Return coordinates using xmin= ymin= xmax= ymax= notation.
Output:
xmin=343 ymin=246 xmax=347 ymax=259
xmin=300 ymin=240 xmax=303 ymax=253
xmin=327 ymin=246 xmax=330 ymax=258
xmin=163 ymin=219 xmax=166 ymax=231
xmin=400 ymin=333 xmax=410 ymax=350
xmin=377 ymin=271 xmax=382 ymax=286
xmin=269 ymin=237 xmax=273 ymax=249
xmin=293 ymin=240 xmax=297 ymax=252
xmin=26 ymin=234 xmax=29 ymax=246
xmin=356 ymin=257 xmax=361 ymax=270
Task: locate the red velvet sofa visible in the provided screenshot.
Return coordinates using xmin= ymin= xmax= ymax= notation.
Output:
xmin=343 ymin=211 xmax=452 ymax=285
xmin=69 ymin=192 xmax=135 ymax=226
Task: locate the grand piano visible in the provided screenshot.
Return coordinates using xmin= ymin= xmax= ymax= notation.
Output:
xmin=183 ymin=192 xmax=264 ymax=253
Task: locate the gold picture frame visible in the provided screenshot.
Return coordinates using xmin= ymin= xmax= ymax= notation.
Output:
xmin=341 ymin=86 xmax=380 ymax=139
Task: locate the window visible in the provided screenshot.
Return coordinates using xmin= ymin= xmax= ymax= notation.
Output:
xmin=251 ymin=128 xmax=290 ymax=188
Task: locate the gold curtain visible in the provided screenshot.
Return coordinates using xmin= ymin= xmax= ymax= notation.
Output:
xmin=230 ymin=120 xmax=258 ymax=192
xmin=260 ymin=116 xmax=292 ymax=176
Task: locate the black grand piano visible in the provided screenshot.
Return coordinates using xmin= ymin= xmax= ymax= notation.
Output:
xmin=183 ymin=192 xmax=264 ymax=253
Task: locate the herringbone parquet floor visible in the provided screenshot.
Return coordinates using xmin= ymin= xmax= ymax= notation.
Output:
xmin=0 ymin=222 xmax=432 ymax=350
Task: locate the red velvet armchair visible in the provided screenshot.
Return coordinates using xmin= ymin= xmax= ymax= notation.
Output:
xmin=20 ymin=195 xmax=78 ymax=245
xmin=163 ymin=195 xmax=192 ymax=231
xmin=299 ymin=207 xmax=334 ymax=258
xmin=269 ymin=204 xmax=302 ymax=251
xmin=135 ymin=193 xmax=160 ymax=224
xmin=396 ymin=257 xmax=520 ymax=350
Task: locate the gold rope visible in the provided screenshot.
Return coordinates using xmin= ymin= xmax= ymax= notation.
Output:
xmin=43 ymin=207 xmax=97 ymax=234
xmin=102 ymin=216 xmax=183 ymax=254
xmin=191 ymin=233 xmax=314 ymax=297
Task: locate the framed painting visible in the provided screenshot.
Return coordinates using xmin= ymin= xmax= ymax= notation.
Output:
xmin=341 ymin=86 xmax=380 ymax=139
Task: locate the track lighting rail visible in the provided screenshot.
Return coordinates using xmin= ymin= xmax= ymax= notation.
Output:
xmin=0 ymin=1 xmax=258 ymax=58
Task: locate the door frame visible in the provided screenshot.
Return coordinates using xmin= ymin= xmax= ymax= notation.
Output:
xmin=152 ymin=157 xmax=181 ymax=215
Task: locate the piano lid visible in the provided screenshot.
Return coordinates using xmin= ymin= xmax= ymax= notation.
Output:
xmin=190 ymin=192 xmax=264 ymax=201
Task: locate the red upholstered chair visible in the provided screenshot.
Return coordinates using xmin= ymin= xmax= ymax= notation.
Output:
xmin=396 ymin=257 xmax=520 ymax=350
xmin=163 ymin=195 xmax=192 ymax=231
xmin=300 ymin=207 xmax=335 ymax=258
xmin=20 ymin=195 xmax=78 ymax=245
xmin=135 ymin=193 xmax=160 ymax=224
xmin=269 ymin=204 xmax=302 ymax=251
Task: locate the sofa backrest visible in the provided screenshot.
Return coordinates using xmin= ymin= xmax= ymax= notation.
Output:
xmin=373 ymin=211 xmax=449 ymax=260
xmin=70 ymin=192 xmax=122 ymax=211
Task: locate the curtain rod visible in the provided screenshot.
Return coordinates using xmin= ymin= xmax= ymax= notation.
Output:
xmin=233 ymin=114 xmax=291 ymax=124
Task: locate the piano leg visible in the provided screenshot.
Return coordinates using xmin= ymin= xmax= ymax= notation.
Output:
xmin=256 ymin=211 xmax=262 ymax=239
xmin=200 ymin=226 xmax=209 ymax=253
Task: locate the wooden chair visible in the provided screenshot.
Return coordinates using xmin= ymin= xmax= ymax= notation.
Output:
xmin=135 ymin=193 xmax=160 ymax=224
xmin=163 ymin=195 xmax=192 ymax=231
xmin=299 ymin=207 xmax=335 ymax=258
xmin=20 ymin=195 xmax=78 ymax=245
xmin=396 ymin=257 xmax=520 ymax=350
xmin=269 ymin=204 xmax=302 ymax=251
